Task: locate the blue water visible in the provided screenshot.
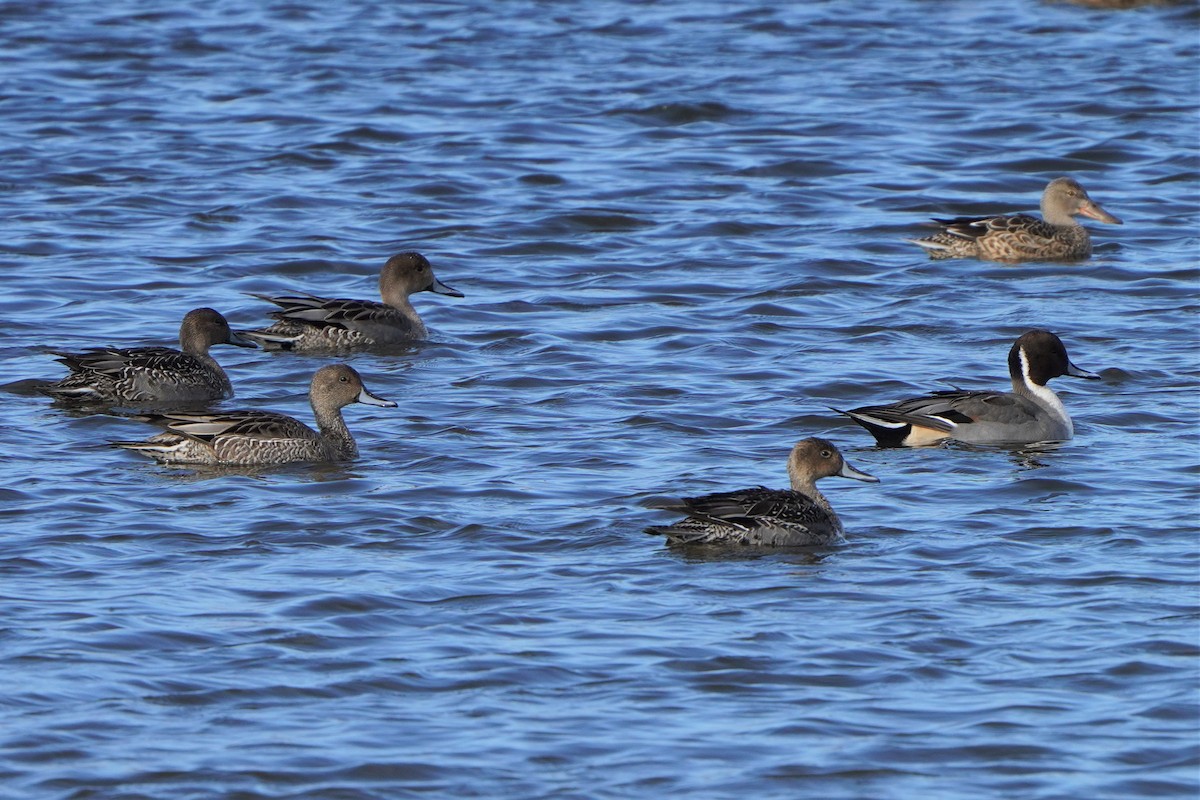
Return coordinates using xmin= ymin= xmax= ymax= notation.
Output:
xmin=1 ymin=1 xmax=1198 ymax=798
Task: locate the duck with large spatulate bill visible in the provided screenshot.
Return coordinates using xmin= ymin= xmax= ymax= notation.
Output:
xmin=910 ymin=177 xmax=1121 ymax=262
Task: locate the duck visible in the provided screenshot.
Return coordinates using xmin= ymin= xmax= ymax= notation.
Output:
xmin=910 ymin=177 xmax=1122 ymax=262
xmin=241 ymin=251 xmax=463 ymax=350
xmin=645 ymin=438 xmax=878 ymax=547
xmin=835 ymin=330 xmax=1100 ymax=447
xmin=44 ymin=307 xmax=256 ymax=405
xmin=114 ymin=363 xmax=396 ymax=465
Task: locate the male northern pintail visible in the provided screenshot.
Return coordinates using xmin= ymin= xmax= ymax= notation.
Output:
xmin=241 ymin=251 xmax=463 ymax=350
xmin=835 ymin=330 xmax=1101 ymax=447
xmin=115 ymin=364 xmax=396 ymax=465
xmin=645 ymin=438 xmax=878 ymax=547
xmin=910 ymin=177 xmax=1122 ymax=262
xmin=45 ymin=307 xmax=256 ymax=404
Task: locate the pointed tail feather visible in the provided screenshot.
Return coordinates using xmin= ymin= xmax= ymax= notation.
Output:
xmin=907 ymin=237 xmax=948 ymax=252
xmin=831 ymin=406 xmax=919 ymax=448
xmin=110 ymin=437 xmax=188 ymax=460
xmin=41 ymin=383 xmax=101 ymax=401
xmin=644 ymin=524 xmax=714 ymax=545
xmin=237 ymin=329 xmax=298 ymax=351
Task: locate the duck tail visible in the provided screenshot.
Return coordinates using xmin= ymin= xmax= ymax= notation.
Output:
xmin=237 ymin=329 xmax=298 ymax=352
xmin=830 ymin=406 xmax=913 ymax=448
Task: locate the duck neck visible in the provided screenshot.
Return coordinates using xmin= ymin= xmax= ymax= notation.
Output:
xmin=380 ymin=285 xmax=427 ymax=336
xmin=195 ymin=352 xmax=232 ymax=394
xmin=311 ymin=401 xmax=357 ymax=459
xmin=789 ymin=473 xmax=843 ymax=534
xmin=1041 ymin=200 xmax=1079 ymax=227
xmin=1011 ymin=355 xmax=1072 ymax=436
xmin=384 ymin=292 xmax=432 ymax=335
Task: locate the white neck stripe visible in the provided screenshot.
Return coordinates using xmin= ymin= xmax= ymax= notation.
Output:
xmin=1020 ymin=349 xmax=1072 ymax=433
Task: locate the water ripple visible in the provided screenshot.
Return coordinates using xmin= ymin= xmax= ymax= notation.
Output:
xmin=0 ymin=0 xmax=1197 ymax=798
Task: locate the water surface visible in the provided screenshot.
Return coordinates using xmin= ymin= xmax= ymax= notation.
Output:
xmin=1 ymin=1 xmax=1198 ymax=798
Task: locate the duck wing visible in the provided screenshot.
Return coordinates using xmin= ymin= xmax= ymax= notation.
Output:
xmin=55 ymin=346 xmax=193 ymax=376
xmin=841 ymin=389 xmax=1043 ymax=446
xmin=251 ymin=293 xmax=403 ymax=331
xmin=933 ymin=213 xmax=1055 ymax=242
xmin=889 ymin=389 xmax=1039 ymax=424
xmin=142 ymin=409 xmax=318 ymax=444
xmin=648 ymin=487 xmax=837 ymax=546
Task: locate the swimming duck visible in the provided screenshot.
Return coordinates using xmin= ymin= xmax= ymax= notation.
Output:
xmin=114 ymin=364 xmax=396 ymax=465
xmin=910 ymin=177 xmax=1122 ymax=262
xmin=45 ymin=307 xmax=256 ymax=404
xmin=242 ymin=251 xmax=463 ymax=350
xmin=836 ymin=330 xmax=1100 ymax=447
xmin=645 ymin=438 xmax=878 ymax=547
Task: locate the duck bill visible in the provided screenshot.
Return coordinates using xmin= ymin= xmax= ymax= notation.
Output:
xmin=357 ymin=387 xmax=398 ymax=408
xmin=226 ymin=329 xmax=260 ymax=349
xmin=1079 ymin=200 xmax=1122 ymax=225
xmin=1066 ymin=360 xmax=1101 ymax=380
xmin=839 ymin=460 xmax=880 ymax=483
xmin=428 ymin=276 xmax=465 ymax=298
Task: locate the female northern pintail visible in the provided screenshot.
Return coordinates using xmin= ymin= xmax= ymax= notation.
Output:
xmin=836 ymin=330 xmax=1101 ymax=447
xmin=645 ymin=438 xmax=878 ymax=547
xmin=910 ymin=177 xmax=1122 ymax=262
xmin=242 ymin=251 xmax=463 ymax=350
xmin=115 ymin=364 xmax=396 ymax=466
xmin=45 ymin=307 xmax=255 ymax=404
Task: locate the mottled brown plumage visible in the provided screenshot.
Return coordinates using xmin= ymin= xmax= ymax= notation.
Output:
xmin=645 ymin=438 xmax=878 ymax=547
xmin=115 ymin=364 xmax=396 ymax=466
xmin=911 ymin=177 xmax=1122 ymax=262
xmin=45 ymin=308 xmax=255 ymax=405
xmin=242 ymin=252 xmax=463 ymax=350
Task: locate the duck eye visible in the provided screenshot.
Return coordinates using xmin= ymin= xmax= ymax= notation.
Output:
xmin=339 ymin=376 xmax=348 ymax=383
xmin=820 ymin=450 xmax=832 ymax=459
